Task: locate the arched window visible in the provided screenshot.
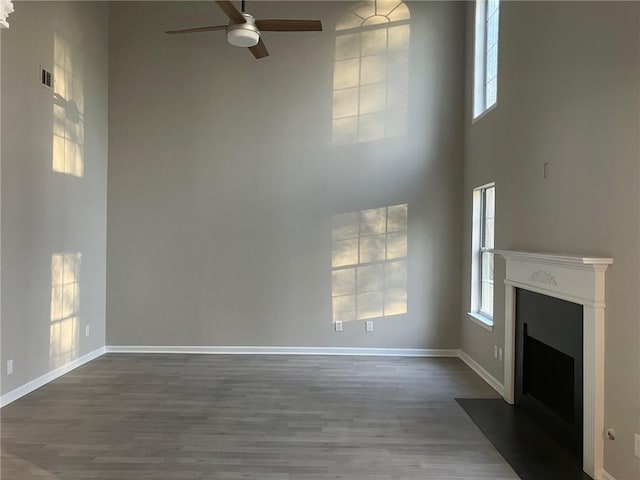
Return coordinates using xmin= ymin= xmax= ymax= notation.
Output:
xmin=332 ymin=0 xmax=410 ymax=145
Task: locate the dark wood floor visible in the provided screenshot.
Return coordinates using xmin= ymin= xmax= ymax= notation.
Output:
xmin=1 ymin=354 xmax=519 ymax=479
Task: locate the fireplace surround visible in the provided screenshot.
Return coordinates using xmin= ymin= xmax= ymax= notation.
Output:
xmin=516 ymin=288 xmax=584 ymax=459
xmin=495 ymin=250 xmax=612 ymax=479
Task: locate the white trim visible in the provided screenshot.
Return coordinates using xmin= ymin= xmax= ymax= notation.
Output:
xmin=600 ymin=469 xmax=616 ymax=480
xmin=493 ymin=250 xmax=613 ymax=267
xmin=0 ymin=347 xmax=505 ymax=409
xmin=471 ymin=101 xmax=497 ymax=124
xmin=459 ymin=350 xmax=504 ymax=396
xmin=474 ymin=181 xmax=496 ymax=191
xmin=106 ymin=345 xmax=461 ymax=357
xmin=0 ymin=346 xmax=106 ymax=408
xmin=495 ymin=249 xmax=611 ymax=479
xmin=504 ymin=279 xmax=606 ymax=309
xmin=467 ymin=311 xmax=494 ymax=331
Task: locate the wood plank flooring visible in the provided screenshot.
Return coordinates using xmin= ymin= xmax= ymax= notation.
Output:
xmin=1 ymin=354 xmax=519 ymax=479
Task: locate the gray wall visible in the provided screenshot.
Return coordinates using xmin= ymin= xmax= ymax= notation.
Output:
xmin=2 ymin=1 xmax=639 ymax=476
xmin=1 ymin=1 xmax=109 ymax=395
xmin=106 ymin=1 xmax=465 ymax=349
xmin=460 ymin=2 xmax=640 ymax=478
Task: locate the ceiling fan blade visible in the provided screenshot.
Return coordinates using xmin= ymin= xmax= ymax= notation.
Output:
xmin=255 ymin=19 xmax=322 ymax=32
xmin=249 ymin=38 xmax=269 ymax=59
xmin=165 ymin=25 xmax=227 ymax=34
xmin=215 ymin=0 xmax=246 ymax=24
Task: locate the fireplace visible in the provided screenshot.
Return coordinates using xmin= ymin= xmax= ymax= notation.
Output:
xmin=515 ymin=288 xmax=583 ymax=459
xmin=495 ymin=250 xmax=612 ymax=480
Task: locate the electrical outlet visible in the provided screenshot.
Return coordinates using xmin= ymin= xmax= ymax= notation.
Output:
xmin=334 ymin=321 xmax=343 ymax=332
xmin=6 ymin=359 xmax=13 ymax=375
xmin=85 ymin=325 xmax=90 ymax=337
xmin=498 ymin=348 xmax=503 ymax=362
xmin=493 ymin=345 xmax=498 ymax=359
xmin=635 ymin=433 xmax=640 ymax=458
xmin=365 ymin=321 xmax=374 ymax=332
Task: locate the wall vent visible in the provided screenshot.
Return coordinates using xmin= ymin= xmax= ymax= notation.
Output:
xmin=40 ymin=66 xmax=53 ymax=90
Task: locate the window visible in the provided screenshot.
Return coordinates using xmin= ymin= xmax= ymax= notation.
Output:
xmin=331 ymin=204 xmax=408 ymax=322
xmin=470 ymin=184 xmax=495 ymax=328
xmin=473 ymin=0 xmax=499 ymax=119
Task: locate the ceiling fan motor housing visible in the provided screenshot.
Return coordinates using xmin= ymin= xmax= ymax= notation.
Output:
xmin=227 ymin=13 xmax=260 ymax=47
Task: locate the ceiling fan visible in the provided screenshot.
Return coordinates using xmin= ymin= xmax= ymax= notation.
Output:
xmin=166 ymin=0 xmax=323 ymax=59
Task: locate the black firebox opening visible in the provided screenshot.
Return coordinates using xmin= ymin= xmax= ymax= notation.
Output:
xmin=516 ymin=288 xmax=583 ymax=461
xmin=524 ymin=329 xmax=575 ymax=423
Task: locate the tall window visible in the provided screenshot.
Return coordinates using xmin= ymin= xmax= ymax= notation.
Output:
xmin=473 ymin=0 xmax=499 ymax=119
xmin=470 ymin=184 xmax=495 ymax=327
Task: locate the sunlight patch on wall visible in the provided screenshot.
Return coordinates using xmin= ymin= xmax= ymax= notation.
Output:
xmin=50 ymin=252 xmax=81 ymax=369
xmin=331 ymin=204 xmax=408 ymax=322
xmin=333 ymin=1 xmax=410 ymax=146
xmin=53 ymin=33 xmax=84 ymax=177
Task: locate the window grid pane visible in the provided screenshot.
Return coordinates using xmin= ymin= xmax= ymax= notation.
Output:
xmin=484 ymin=2 xmax=499 ymax=109
xmin=480 ymin=281 xmax=494 ymax=317
xmin=481 ymin=251 xmax=494 ymax=282
xmin=485 ymin=44 xmax=498 ymax=83
xmin=483 ymin=218 xmax=495 ymax=249
xmin=485 ymin=78 xmax=497 ymax=108
xmin=487 ymin=0 xmax=499 ymax=16
xmin=486 ymin=12 xmax=498 ymax=47
xmin=480 ymin=189 xmax=487 ymax=248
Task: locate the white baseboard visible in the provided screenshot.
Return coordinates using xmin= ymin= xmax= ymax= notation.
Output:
xmin=1 ymin=346 xmax=504 ymax=408
xmin=459 ymin=350 xmax=505 ymax=396
xmin=0 ymin=346 xmax=106 ymax=408
xmin=106 ymin=345 xmax=462 ymax=357
xmin=600 ymin=469 xmax=616 ymax=480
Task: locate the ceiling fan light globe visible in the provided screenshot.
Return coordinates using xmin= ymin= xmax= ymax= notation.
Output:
xmin=227 ymin=28 xmax=260 ymax=47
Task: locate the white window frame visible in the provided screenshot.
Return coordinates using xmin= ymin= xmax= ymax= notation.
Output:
xmin=469 ymin=183 xmax=495 ymax=330
xmin=473 ymin=0 xmax=500 ymax=121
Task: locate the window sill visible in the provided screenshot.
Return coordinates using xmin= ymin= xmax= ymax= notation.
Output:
xmin=467 ymin=311 xmax=494 ymax=331
xmin=472 ymin=102 xmax=497 ymax=124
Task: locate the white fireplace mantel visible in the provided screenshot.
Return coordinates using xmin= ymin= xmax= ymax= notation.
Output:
xmin=494 ymin=250 xmax=613 ymax=480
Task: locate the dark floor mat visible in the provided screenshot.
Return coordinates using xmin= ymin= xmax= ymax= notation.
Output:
xmin=456 ymin=398 xmax=592 ymax=480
